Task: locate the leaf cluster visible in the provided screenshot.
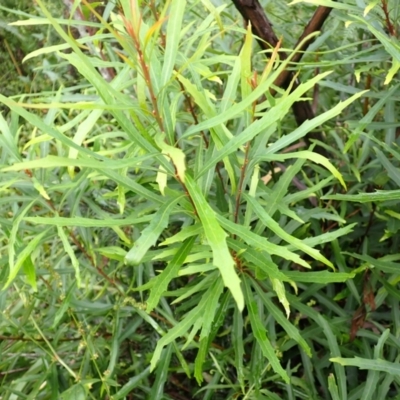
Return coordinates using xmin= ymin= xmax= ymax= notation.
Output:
xmin=1 ymin=0 xmax=400 ymax=399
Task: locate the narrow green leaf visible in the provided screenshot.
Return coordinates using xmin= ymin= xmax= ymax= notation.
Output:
xmin=252 ymin=278 xmax=311 ymax=357
xmin=245 ymin=194 xmax=333 ymax=269
xmin=146 ymin=236 xmax=195 ymax=313
xmin=194 ymin=339 xmax=209 ymax=385
xmin=344 ymin=85 xmax=398 ymax=153
xmin=265 ymin=151 xmax=346 ymax=189
xmin=160 ymin=0 xmax=186 ymax=88
xmin=6 ymin=200 xmax=35 ymax=289
xmin=232 ymin=307 xmax=245 ymax=391
xmin=24 ymin=215 xmax=153 ymax=227
xmin=57 ymin=226 xmax=82 ymax=287
xmin=68 ymin=109 xmax=103 ymax=177
xmin=6 ymin=228 xmax=49 ymax=289
xmin=156 ymin=163 xmax=168 ymax=195
xmin=323 ymin=190 xmax=400 ymax=202
xmin=2 ymin=154 xmax=155 ymax=171
xmin=184 ymin=70 xmax=331 ymax=138
xmin=318 ymin=315 xmax=347 ymax=400
xmin=113 ymin=367 xmax=150 ymax=399
xmin=150 ymin=296 xmax=206 ymax=371
xmin=374 ymin=147 xmax=400 ymax=187
xmin=330 ymin=356 xmax=400 ymax=375
xmin=0 ymin=95 xmax=104 ymax=162
xmin=263 ymin=90 xmax=368 ymax=156
xmin=185 ymin=174 xmax=244 ymax=311
xmin=219 ymin=54 xmax=241 ymax=113
xmin=228 ymin=238 xmax=289 ymax=281
xmin=195 ymin=291 xmax=230 ymax=384
xmin=240 ymin=22 xmax=253 ymax=106
xmin=150 ymin=344 xmax=173 ymax=400
xmin=0 ymin=111 xmax=20 ymax=161
xmin=172 ymin=272 xmax=216 ymax=304
xmin=125 ymin=196 xmax=182 ymax=265
xmin=200 ymin=278 xmax=224 ymax=339
xmin=300 ymin=224 xmax=356 ymax=248
xmin=361 ymin=369 xmax=380 ymax=400
xmin=155 ymin=132 xmax=186 ymax=182
xmin=52 ymin=282 xmax=76 ymax=329
xmin=243 ymin=276 xmax=289 ymax=383
xmin=283 ymin=270 xmax=355 ymax=283
xmin=271 ymin=278 xmax=291 ymax=318
xmin=328 ymin=374 xmax=341 ymax=400
xmin=264 ymin=158 xmax=306 ymax=217
xmin=344 ymin=253 xmax=400 ymax=274
xmin=351 ymin=15 xmax=400 ymax=63
xmin=218 ymin=215 xmax=312 ymax=269
xmin=22 ymin=255 xmax=37 ymax=292
xmin=159 ymin=224 xmax=202 ymax=245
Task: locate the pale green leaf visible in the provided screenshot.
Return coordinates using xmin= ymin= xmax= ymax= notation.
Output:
xmin=155 ymin=132 xmax=186 ymax=183
xmin=330 ymin=357 xmax=400 ymax=375
xmin=245 ymin=194 xmax=334 ymax=268
xmin=323 ymin=190 xmax=400 ymax=202
xmin=24 ymin=215 xmax=153 ymax=227
xmin=125 ymin=197 xmax=182 ymax=265
xmin=57 ymin=226 xmax=82 ymax=287
xmin=22 ymin=256 xmax=37 ymax=292
xmin=271 ymin=278 xmax=291 ymax=318
xmin=218 ymin=215 xmax=312 ymax=269
xmin=159 ymin=224 xmax=203 ymax=246
xmin=160 ymin=0 xmax=186 ymax=88
xmin=185 ymin=175 xmax=244 ymax=311
xmin=283 ymin=270 xmax=355 ymax=283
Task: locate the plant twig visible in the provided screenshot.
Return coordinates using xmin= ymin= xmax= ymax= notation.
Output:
xmin=230 ymin=0 xmax=334 ymax=151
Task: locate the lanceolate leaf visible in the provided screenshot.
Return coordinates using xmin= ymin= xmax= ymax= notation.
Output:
xmin=323 ymin=190 xmax=400 ymax=202
xmin=146 ymin=236 xmax=195 ymax=313
xmin=185 ymin=174 xmax=244 ymax=311
xmin=245 ymin=194 xmax=334 ymax=269
xmin=330 ymin=357 xmax=400 ymax=375
xmin=125 ymin=196 xmax=182 ymax=265
xmin=251 ymin=278 xmax=311 ymax=356
xmin=199 ymin=277 xmax=224 ymax=339
xmin=262 ymin=90 xmax=367 ymax=156
xmin=217 ymin=215 xmax=312 ymax=269
xmin=283 ymin=270 xmax=356 ymax=283
xmin=155 ymin=132 xmax=186 ymax=183
xmin=160 ymin=0 xmax=186 ymax=88
xmin=261 ymin=151 xmax=346 ymax=189
xmin=150 ymin=278 xmax=220 ymax=371
xmin=243 ymin=276 xmax=289 ymax=383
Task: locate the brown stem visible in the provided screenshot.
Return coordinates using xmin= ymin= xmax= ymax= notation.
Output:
xmin=381 ymin=0 xmax=396 ymax=37
xmin=275 ymin=5 xmax=334 ymax=89
xmin=230 ymin=0 xmax=333 ymax=151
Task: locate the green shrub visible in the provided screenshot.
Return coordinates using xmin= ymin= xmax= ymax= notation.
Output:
xmin=1 ymin=0 xmax=400 ymax=398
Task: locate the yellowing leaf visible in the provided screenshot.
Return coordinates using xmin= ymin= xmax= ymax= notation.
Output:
xmin=271 ymin=278 xmax=290 ymax=318
xmin=155 ymin=132 xmax=186 ymax=183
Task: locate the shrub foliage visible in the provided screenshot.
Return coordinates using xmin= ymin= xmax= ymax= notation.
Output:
xmin=1 ymin=0 xmax=400 ymax=398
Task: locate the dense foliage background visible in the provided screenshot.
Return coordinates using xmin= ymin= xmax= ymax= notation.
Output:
xmin=1 ymin=0 xmax=400 ymax=399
